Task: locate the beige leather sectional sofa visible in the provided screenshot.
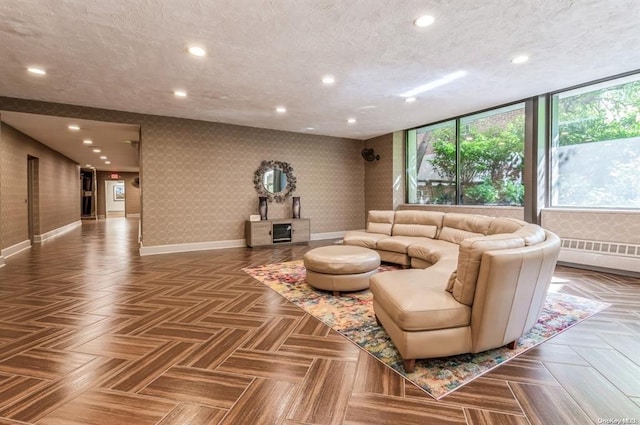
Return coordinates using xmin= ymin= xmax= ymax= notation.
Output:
xmin=343 ymin=210 xmax=561 ymax=372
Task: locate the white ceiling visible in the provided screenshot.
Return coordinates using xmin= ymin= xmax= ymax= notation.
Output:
xmin=1 ymin=0 xmax=639 ymax=171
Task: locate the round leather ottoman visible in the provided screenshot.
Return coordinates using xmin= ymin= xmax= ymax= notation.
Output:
xmin=303 ymin=245 xmax=381 ymax=296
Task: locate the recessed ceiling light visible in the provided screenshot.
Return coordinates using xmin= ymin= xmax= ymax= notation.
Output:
xmin=105 ymin=161 xmax=111 ymax=165
xmin=174 ymin=90 xmax=187 ymax=97
xmin=83 ymin=139 xmax=92 ymax=144
xmin=92 ymin=148 xmax=101 ymax=153
xmin=27 ymin=67 xmax=46 ymax=75
xmin=414 ymin=15 xmax=435 ymax=27
xmin=276 ymin=106 xmax=287 ymax=113
xmin=511 ymin=55 xmax=529 ymax=64
xmin=347 ymin=118 xmax=356 ymax=124
xmin=187 ymin=46 xmax=206 ymax=57
xmin=68 ymin=124 xmax=80 ymax=131
xmin=405 ymin=97 xmax=417 ymax=103
xmin=305 ymin=127 xmax=315 ymax=131
xmin=100 ymin=156 xmax=107 ymax=160
xmin=322 ymin=75 xmax=335 ymax=85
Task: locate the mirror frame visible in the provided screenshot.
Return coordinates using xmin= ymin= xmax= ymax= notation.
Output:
xmin=253 ymin=160 xmax=297 ymax=202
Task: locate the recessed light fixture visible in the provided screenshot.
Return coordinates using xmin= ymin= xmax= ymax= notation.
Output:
xmin=414 ymin=15 xmax=435 ymax=27
xmin=174 ymin=90 xmax=187 ymax=97
xmin=400 ymin=70 xmax=467 ymax=98
xmin=92 ymin=148 xmax=101 ymax=153
xmin=511 ymin=55 xmax=529 ymax=64
xmin=105 ymin=161 xmax=111 ymax=165
xmin=322 ymin=75 xmax=335 ymax=85
xmin=68 ymin=124 xmax=80 ymax=131
xmin=276 ymin=106 xmax=287 ymax=113
xmin=83 ymin=139 xmax=92 ymax=144
xmin=100 ymin=155 xmax=107 ymax=160
xmin=187 ymin=46 xmax=206 ymax=57
xmin=347 ymin=118 xmax=356 ymax=124
xmin=305 ymin=127 xmax=315 ymax=131
xmin=405 ymin=97 xmax=417 ymax=103
xmin=27 ymin=67 xmax=46 ymax=75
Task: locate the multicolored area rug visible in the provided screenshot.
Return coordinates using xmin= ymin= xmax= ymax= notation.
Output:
xmin=242 ymin=260 xmax=610 ymax=399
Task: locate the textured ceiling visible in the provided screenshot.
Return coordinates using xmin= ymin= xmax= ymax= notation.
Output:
xmin=1 ymin=0 xmax=639 ymax=166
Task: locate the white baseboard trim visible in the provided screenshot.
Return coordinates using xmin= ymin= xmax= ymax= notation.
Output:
xmin=310 ymin=231 xmax=347 ymax=241
xmin=1 ymin=240 xmax=31 ymax=258
xmin=559 ymin=249 xmax=640 ymax=274
xmin=34 ymin=220 xmax=82 ymax=243
xmin=127 ymin=213 xmax=141 ymax=218
xmin=140 ymin=231 xmax=349 ymax=256
xmin=0 ymin=256 xmax=5 ymax=268
xmin=140 ymin=239 xmax=246 ymax=256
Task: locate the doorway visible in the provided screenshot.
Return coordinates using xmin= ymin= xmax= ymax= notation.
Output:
xmin=105 ymin=180 xmax=126 ymax=218
xmin=27 ymin=156 xmax=39 ymax=244
xmin=81 ymin=168 xmax=97 ymax=219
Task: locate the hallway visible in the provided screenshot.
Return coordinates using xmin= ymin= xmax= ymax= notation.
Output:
xmin=0 ymin=218 xmax=639 ymax=424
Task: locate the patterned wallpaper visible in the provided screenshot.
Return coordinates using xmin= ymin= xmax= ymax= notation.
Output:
xmin=0 ymin=97 xmax=365 ymax=247
xmin=0 ymin=121 xmax=80 ymax=249
xmin=542 ymin=209 xmax=640 ymax=244
xmin=364 ymin=133 xmax=395 ymax=214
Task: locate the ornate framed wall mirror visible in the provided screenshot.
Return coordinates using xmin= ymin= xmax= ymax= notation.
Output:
xmin=253 ymin=160 xmax=297 ymax=202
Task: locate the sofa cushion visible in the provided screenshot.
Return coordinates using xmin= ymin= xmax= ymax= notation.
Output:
xmin=487 ymin=217 xmax=526 ymax=235
xmin=407 ymin=239 xmax=459 ymax=265
xmin=371 ymin=268 xmax=471 ymax=331
xmin=392 ymin=210 xmax=444 ymax=239
xmin=514 ymin=223 xmax=547 ymax=245
xmin=366 ymin=210 xmax=395 ymax=235
xmin=376 ymin=236 xmax=428 ymax=254
xmin=448 ymin=233 xmax=525 ymax=306
xmin=343 ymin=231 xmax=389 ymax=249
xmin=438 ymin=213 xmax=494 ymax=244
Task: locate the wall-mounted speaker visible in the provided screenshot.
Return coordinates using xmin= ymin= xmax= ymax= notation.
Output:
xmin=361 ymin=148 xmax=380 ymax=162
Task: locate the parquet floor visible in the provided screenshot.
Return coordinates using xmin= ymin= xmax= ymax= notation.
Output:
xmin=0 ymin=218 xmax=639 ymax=424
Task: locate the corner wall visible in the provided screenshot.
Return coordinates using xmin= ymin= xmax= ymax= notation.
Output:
xmin=364 ymin=131 xmax=405 ymax=214
xmin=0 ymin=121 xmax=80 ymax=253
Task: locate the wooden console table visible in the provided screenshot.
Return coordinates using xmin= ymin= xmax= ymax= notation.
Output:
xmin=245 ymin=218 xmax=310 ymax=247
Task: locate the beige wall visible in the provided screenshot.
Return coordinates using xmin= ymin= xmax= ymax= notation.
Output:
xmin=542 ymin=209 xmax=640 ymax=245
xmin=0 ymin=97 xmax=365 ymax=248
xmin=0 ymin=121 xmax=80 ymax=250
xmin=364 ymin=131 xmax=405 ymax=214
xmin=96 ymin=171 xmax=141 ymax=218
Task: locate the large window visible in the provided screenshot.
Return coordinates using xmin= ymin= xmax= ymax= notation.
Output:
xmin=407 ymin=104 xmax=525 ymax=205
xmin=551 ymin=74 xmax=640 ymax=208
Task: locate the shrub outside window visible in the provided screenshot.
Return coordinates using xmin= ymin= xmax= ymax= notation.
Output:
xmin=459 ymin=105 xmax=525 ymax=205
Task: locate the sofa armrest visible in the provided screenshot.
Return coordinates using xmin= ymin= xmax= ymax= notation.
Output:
xmin=469 ymin=231 xmax=560 ymax=352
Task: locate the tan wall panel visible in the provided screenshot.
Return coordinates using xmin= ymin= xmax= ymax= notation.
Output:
xmin=364 ymin=133 xmax=395 ymax=214
xmin=542 ymin=209 xmax=640 ymax=244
